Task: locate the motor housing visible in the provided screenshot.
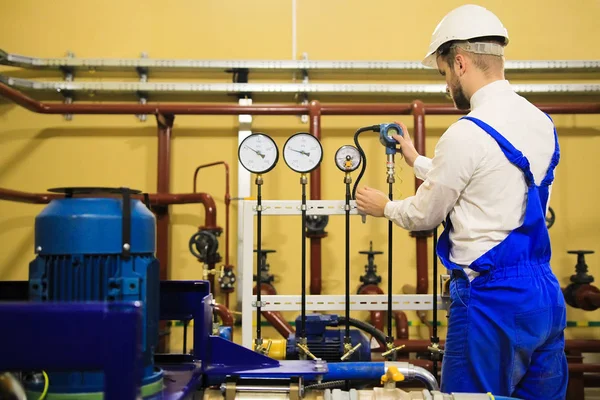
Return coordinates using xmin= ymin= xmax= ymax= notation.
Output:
xmin=286 ymin=314 xmax=371 ymax=362
xmin=27 ymin=188 xmax=163 ymax=396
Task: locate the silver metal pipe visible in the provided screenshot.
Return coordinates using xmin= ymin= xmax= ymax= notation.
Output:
xmin=386 ymin=361 xmax=440 ymax=391
xmin=2 ymin=75 xmax=599 ymax=96
xmin=2 ymin=48 xmax=599 ymax=73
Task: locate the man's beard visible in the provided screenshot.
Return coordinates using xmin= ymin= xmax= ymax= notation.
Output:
xmin=448 ymin=73 xmax=471 ymax=110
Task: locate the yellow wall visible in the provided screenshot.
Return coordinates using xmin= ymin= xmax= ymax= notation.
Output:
xmin=1 ymin=0 xmax=599 ymax=348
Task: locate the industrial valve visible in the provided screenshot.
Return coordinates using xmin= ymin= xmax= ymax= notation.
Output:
xmin=189 ymin=230 xmax=222 ymax=265
xmin=563 ymin=250 xmax=599 ymax=311
xmin=253 ymin=249 xmax=276 ymax=285
xmin=219 ymin=265 xmax=236 ymax=292
xmin=358 ymin=241 xmax=383 ymax=290
xmin=305 ymin=215 xmax=329 ymax=236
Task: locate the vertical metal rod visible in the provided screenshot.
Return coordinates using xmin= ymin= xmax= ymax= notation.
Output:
xmin=301 ymin=176 xmax=307 ymax=338
xmin=256 ymin=178 xmax=263 ymax=341
xmin=183 ymin=320 xmax=188 ymax=354
xmin=345 ymin=178 xmax=351 ymax=341
xmin=432 ymin=226 xmax=439 ymax=377
xmin=387 ymin=182 xmax=393 ymax=341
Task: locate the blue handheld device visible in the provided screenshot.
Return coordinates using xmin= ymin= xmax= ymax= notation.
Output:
xmin=379 ymin=123 xmax=404 ymax=155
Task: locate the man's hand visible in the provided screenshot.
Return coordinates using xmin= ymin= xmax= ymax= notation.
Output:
xmin=356 ymin=186 xmax=389 ymax=217
xmin=393 ymin=121 xmax=419 ymax=168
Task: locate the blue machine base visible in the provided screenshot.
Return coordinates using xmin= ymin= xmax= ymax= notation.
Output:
xmin=25 ymin=368 xmax=164 ymax=398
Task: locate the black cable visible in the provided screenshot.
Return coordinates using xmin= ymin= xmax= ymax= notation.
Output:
xmin=345 ymin=179 xmax=351 ymax=342
xmin=432 ymin=226 xmax=439 ymax=378
xmin=256 ymin=182 xmax=262 ymax=341
xmin=337 ymin=316 xmax=387 ymax=348
xmin=352 ymin=125 xmax=380 ymax=200
xmin=301 ymin=180 xmax=307 ymax=339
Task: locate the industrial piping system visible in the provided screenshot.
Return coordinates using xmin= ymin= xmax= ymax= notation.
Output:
xmin=2 ymin=84 xmax=600 ymax=383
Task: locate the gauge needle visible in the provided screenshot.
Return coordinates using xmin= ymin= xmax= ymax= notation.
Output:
xmin=291 ymin=148 xmax=310 ymax=156
xmin=246 ymin=146 xmax=265 ymax=159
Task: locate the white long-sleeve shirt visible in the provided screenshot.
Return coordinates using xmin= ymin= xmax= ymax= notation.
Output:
xmin=384 ymin=80 xmax=556 ymax=276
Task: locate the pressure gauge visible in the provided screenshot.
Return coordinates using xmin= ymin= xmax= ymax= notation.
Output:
xmin=335 ymin=145 xmax=362 ymax=172
xmin=283 ymin=133 xmax=323 ymax=173
xmin=238 ymin=133 xmax=279 ymax=174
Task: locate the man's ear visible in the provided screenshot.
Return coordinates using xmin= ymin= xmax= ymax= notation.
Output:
xmin=454 ymin=53 xmax=467 ymax=76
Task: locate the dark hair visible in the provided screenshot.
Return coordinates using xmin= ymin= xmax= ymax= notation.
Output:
xmin=437 ymin=36 xmax=506 ymax=73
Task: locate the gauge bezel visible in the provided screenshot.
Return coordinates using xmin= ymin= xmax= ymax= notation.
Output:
xmin=334 ymin=145 xmax=362 ymax=172
xmin=282 ymin=132 xmax=324 ymax=173
xmin=238 ymin=133 xmax=279 ymax=174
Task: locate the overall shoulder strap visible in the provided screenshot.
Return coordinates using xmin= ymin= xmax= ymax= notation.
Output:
xmin=540 ymin=113 xmax=560 ymax=187
xmin=461 ymin=116 xmax=536 ymax=186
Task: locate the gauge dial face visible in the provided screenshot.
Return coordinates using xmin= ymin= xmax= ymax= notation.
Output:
xmin=335 ymin=145 xmax=362 ymax=172
xmin=238 ymin=133 xmax=279 ymax=174
xmin=283 ymin=133 xmax=323 ymax=173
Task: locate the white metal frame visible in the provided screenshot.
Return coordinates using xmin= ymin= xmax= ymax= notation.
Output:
xmin=240 ymin=199 xmax=446 ymax=348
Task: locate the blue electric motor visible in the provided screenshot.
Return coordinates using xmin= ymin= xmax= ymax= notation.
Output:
xmin=27 ymin=187 xmax=163 ymax=397
xmin=286 ymin=314 xmax=371 ymax=362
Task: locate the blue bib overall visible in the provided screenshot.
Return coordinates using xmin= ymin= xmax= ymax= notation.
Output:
xmin=437 ymin=116 xmax=568 ymax=399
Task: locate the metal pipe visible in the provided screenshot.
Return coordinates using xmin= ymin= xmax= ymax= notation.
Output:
xmin=308 ymin=100 xmax=324 ymax=295
xmin=568 ymin=364 xmax=600 ymax=373
xmin=253 ymin=284 xmax=295 ymax=339
xmin=156 ymin=114 xmax=174 ymax=281
xmin=193 ymin=162 xmax=231 ymax=301
xmin=213 ymin=303 xmax=235 ymax=340
xmin=324 ymin=362 xmax=439 ymax=391
xmin=2 ymin=83 xmax=600 ymax=116
xmin=386 ymin=362 xmax=440 ymax=391
xmin=393 ymin=311 xmax=409 ymax=340
xmin=192 ymin=161 xmax=231 ymax=262
xmin=0 ymin=188 xmax=61 ymax=203
xmin=357 ymin=285 xmax=385 ymax=333
xmin=411 ymin=101 xmax=433 ymax=336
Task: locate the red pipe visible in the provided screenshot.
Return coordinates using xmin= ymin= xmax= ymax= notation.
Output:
xmin=253 ymin=283 xmax=295 ymax=339
xmin=156 ymin=114 xmax=174 ymax=282
xmin=213 ymin=303 xmax=235 ymax=340
xmin=357 ymin=284 xmax=385 ymax=333
xmin=193 ymin=162 xmax=231 ymax=300
xmin=394 ymin=310 xmax=409 ymax=340
xmin=308 ymin=100 xmax=325 ymax=295
xmin=411 ymin=101 xmax=433 ymax=335
xmin=3 ymin=83 xmax=600 ymax=352
xmin=2 ymin=84 xmax=600 ymax=116
xmin=584 ymin=374 xmax=600 ymax=387
xmin=0 ymin=189 xmax=219 ymax=228
xmin=569 ymin=364 xmax=600 ymax=373
xmin=0 ymin=188 xmax=61 ymax=204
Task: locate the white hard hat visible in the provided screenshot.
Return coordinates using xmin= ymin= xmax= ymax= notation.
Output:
xmin=422 ymin=4 xmax=509 ymax=69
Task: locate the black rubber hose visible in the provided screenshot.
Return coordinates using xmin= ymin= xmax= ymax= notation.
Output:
xmin=305 ymin=380 xmax=346 ymax=391
xmin=352 ymin=125 xmax=380 ymax=200
xmin=338 ymin=316 xmax=387 ymax=348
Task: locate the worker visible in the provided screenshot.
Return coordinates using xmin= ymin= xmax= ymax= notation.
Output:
xmin=356 ymin=4 xmax=567 ymax=399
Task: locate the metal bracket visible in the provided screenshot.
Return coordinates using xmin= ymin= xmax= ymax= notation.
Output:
xmin=136 ymin=52 xmax=149 ymax=122
xmin=440 ymin=274 xmax=451 ymax=298
xmin=60 ymin=51 xmax=75 ymax=121
xmin=251 ymin=300 xmax=267 ymax=308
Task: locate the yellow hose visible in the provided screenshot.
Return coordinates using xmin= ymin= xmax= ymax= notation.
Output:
xmin=38 ymin=371 xmax=49 ymax=400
